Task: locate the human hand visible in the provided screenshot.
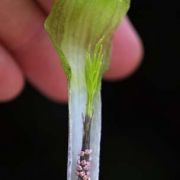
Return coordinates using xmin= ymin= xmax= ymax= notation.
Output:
xmin=0 ymin=0 xmax=143 ymax=102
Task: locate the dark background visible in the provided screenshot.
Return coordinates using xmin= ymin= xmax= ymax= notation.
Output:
xmin=0 ymin=0 xmax=179 ymax=179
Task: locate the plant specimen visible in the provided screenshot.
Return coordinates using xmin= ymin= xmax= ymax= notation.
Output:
xmin=44 ymin=0 xmax=130 ymax=180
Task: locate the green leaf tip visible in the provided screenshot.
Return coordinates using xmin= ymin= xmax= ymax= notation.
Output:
xmin=44 ymin=0 xmax=130 ymax=76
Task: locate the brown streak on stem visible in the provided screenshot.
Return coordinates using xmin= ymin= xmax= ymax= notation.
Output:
xmin=82 ymin=115 xmax=92 ymax=150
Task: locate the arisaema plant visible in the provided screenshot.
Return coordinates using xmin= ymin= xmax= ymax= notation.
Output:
xmin=44 ymin=0 xmax=130 ymax=180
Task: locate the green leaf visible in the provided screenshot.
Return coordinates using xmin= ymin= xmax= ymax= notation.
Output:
xmin=45 ymin=0 xmax=130 ymax=77
xmin=85 ymin=38 xmax=104 ymax=117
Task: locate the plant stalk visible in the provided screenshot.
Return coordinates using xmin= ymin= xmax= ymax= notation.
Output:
xmin=67 ymin=71 xmax=101 ymax=180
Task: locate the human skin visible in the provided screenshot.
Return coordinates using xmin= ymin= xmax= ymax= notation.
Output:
xmin=0 ymin=0 xmax=143 ymax=103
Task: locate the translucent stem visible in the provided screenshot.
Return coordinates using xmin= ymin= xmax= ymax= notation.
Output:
xmin=67 ymin=74 xmax=102 ymax=180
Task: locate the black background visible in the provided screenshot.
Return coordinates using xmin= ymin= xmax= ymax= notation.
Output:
xmin=0 ymin=0 xmax=180 ymax=179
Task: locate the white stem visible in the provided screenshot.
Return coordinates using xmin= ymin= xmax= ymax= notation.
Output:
xmin=67 ymin=73 xmax=102 ymax=180
xmin=67 ymin=71 xmax=86 ymax=180
xmin=90 ymin=92 xmax=101 ymax=180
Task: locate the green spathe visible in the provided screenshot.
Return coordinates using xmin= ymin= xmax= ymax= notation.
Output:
xmin=45 ymin=0 xmax=130 ymax=73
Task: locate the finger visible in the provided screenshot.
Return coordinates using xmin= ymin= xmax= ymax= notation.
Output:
xmin=104 ymin=18 xmax=143 ymax=80
xmin=15 ymin=35 xmax=68 ymax=102
xmin=35 ymin=0 xmax=143 ymax=80
xmin=36 ymin=0 xmax=53 ymax=13
xmin=0 ymin=45 xmax=24 ymax=102
xmin=0 ymin=0 xmax=68 ymax=102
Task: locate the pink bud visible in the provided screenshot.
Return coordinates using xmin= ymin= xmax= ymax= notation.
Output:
xmin=83 ymin=165 xmax=90 ymax=171
xmin=83 ymin=175 xmax=89 ymax=180
xmin=86 ymin=161 xmax=91 ymax=167
xmin=84 ymin=149 xmax=89 ymax=155
xmin=85 ymin=149 xmax=93 ymax=155
xmin=79 ymin=171 xmax=85 ymax=177
xmin=81 ymin=160 xmax=87 ymax=166
xmin=80 ymin=151 xmax=85 ymax=156
xmin=77 ymin=165 xmax=82 ymax=171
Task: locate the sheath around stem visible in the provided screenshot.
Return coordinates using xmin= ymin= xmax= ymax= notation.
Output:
xmin=68 ymin=79 xmax=101 ymax=180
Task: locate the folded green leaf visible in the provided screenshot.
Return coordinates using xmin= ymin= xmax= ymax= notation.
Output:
xmin=45 ymin=0 xmax=130 ymax=76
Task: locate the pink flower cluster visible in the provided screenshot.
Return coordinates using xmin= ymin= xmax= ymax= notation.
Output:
xmin=76 ymin=149 xmax=92 ymax=180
